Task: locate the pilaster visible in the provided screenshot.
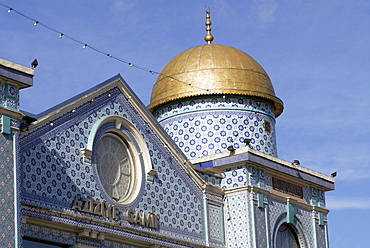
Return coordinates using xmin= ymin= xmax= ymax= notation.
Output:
xmin=0 ymin=58 xmax=33 ymax=248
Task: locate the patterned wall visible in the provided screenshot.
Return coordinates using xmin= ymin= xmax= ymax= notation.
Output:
xmin=223 ymin=191 xmax=251 ymax=248
xmin=253 ymin=204 xmax=268 ymax=247
xmin=0 ymin=133 xmax=16 ymax=248
xmin=24 ymin=221 xmax=227 ymax=248
xmin=221 ymin=164 xmax=330 ymax=248
xmin=23 ymin=223 xmax=143 ymax=248
xmin=0 ymin=82 xmax=20 ymax=110
xmin=315 ymin=222 xmax=327 ymax=248
xmin=220 ymin=165 xmax=272 ymax=190
xmin=197 ymin=170 xmax=222 ymax=187
xmin=15 ymin=80 xmax=330 ymax=247
xmin=207 ymin=203 xmax=224 ymax=243
xmin=309 ymin=187 xmax=326 ymax=207
xmin=153 ymin=96 xmax=277 ymax=159
xmin=248 ymin=166 xmax=271 ymax=190
xmin=0 ymin=81 xmax=21 ymax=248
xmin=294 ymin=205 xmax=314 ymax=247
xmin=20 ymin=86 xmax=210 ymax=246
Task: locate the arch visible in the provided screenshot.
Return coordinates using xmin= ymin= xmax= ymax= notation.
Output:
xmin=275 ymin=223 xmax=301 ymax=248
xmin=80 ymin=115 xmax=153 ymax=205
xmin=272 ymin=214 xmax=309 ymax=248
xmin=82 ymin=115 xmax=152 ymax=176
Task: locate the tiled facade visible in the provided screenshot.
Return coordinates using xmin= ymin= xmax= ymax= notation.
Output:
xmin=0 ymin=68 xmax=27 ymax=247
xmin=0 ymin=133 xmax=17 ymax=248
xmin=154 ymin=96 xmax=277 ymax=158
xmin=19 ymin=84 xmax=214 ymax=247
xmin=0 ymin=57 xmax=334 ymax=248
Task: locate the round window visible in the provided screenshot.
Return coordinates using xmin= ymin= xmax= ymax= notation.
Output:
xmin=96 ymin=133 xmax=132 ymax=202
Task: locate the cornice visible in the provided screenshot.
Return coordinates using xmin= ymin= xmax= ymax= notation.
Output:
xmin=0 ymin=105 xmax=25 ymax=120
xmin=223 ymin=185 xmax=329 ymax=214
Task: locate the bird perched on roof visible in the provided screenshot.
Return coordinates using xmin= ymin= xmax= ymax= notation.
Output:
xmin=31 ymin=59 xmax=38 ymax=68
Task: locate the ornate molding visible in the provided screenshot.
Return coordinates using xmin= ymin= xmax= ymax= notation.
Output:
xmin=0 ymin=105 xmax=24 ymax=120
xmin=224 ymin=185 xmax=330 ymax=214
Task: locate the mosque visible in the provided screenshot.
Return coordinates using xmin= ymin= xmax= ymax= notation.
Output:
xmin=0 ymin=11 xmax=334 ymax=248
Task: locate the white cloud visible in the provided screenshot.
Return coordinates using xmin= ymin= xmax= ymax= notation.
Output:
xmin=326 ymin=196 xmax=370 ymax=210
xmin=255 ymin=0 xmax=279 ymax=23
xmin=212 ymin=0 xmax=233 ymax=17
xmin=112 ymin=0 xmax=138 ymax=13
xmin=299 ymin=150 xmax=370 ymax=180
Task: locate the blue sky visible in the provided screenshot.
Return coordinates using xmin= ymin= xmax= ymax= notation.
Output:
xmin=1 ymin=0 xmax=369 ymax=247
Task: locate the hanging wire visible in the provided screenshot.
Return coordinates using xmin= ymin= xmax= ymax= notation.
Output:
xmin=0 ymin=2 xmax=210 ymax=92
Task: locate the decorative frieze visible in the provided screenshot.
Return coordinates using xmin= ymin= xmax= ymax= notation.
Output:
xmin=272 ymin=177 xmax=303 ymax=199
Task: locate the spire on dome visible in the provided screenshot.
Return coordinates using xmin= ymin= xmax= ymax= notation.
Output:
xmin=204 ymin=7 xmax=214 ymax=44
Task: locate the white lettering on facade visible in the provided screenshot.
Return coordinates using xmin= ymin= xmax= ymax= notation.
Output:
xmin=125 ymin=209 xmax=158 ymax=229
xmin=71 ymin=196 xmax=118 ymax=220
xmin=71 ymin=197 xmax=158 ymax=229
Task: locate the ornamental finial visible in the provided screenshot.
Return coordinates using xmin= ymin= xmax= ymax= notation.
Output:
xmin=204 ymin=7 xmax=214 ymax=44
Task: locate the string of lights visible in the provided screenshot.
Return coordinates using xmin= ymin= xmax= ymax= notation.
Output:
xmin=0 ymin=2 xmax=210 ymax=92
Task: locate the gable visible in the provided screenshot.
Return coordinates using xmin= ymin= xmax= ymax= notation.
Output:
xmin=19 ymin=75 xmax=211 ymax=245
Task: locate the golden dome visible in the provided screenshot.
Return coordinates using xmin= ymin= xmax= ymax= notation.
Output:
xmin=148 ymin=43 xmax=283 ymax=117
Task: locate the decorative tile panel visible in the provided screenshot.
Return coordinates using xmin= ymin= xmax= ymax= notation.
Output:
xmin=224 ymin=191 xmax=250 ymax=247
xmin=0 ymin=84 xmax=20 ymax=110
xmin=248 ymin=166 xmax=271 ymax=190
xmin=0 ymin=133 xmax=15 ymax=248
xmin=295 ymin=206 xmax=314 ymax=247
xmin=22 ymin=223 xmax=75 ymax=245
xmin=309 ymin=187 xmax=326 ymax=207
xmin=267 ymin=197 xmax=285 ymax=247
xmin=197 ymin=171 xmax=222 ymax=187
xmin=221 ymin=166 xmax=248 ymax=189
xmin=316 ymin=223 xmax=327 ymax=248
xmin=154 ymin=96 xmax=275 ymax=121
xmin=154 ymin=96 xmax=277 ymax=159
xmin=303 ymin=186 xmax=310 ymax=204
xmin=253 ymin=205 xmax=267 ymax=247
xmin=208 ymin=203 xmax=224 ymax=242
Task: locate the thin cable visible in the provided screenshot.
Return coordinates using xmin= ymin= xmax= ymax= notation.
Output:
xmin=0 ymin=2 xmax=211 ymax=92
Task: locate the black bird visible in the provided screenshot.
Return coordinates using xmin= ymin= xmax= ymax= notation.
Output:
xmin=31 ymin=59 xmax=38 ymax=68
xmin=331 ymin=172 xmax=337 ymax=178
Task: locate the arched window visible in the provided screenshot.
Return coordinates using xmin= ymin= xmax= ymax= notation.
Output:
xmin=275 ymin=223 xmax=301 ymax=248
xmin=81 ymin=115 xmax=154 ymax=205
xmin=95 ymin=132 xmax=134 ymax=203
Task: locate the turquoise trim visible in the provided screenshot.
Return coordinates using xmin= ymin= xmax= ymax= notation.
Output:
xmin=154 ymin=94 xmax=274 ymax=112
xmin=5 ymin=84 xmax=16 ymax=100
xmin=219 ymin=204 xmax=225 ymax=243
xmin=258 ymin=193 xmax=264 ymax=208
xmin=147 ymin=176 xmax=154 ymax=183
xmin=0 ymin=103 xmax=18 ymax=112
xmin=250 ymin=198 xmax=257 ymax=247
xmin=286 ymin=202 xmax=295 ymax=224
xmin=203 ymin=199 xmax=209 ymax=245
xmin=324 ymin=224 xmax=329 ymax=248
xmin=83 ymin=157 xmax=91 ymax=164
xmin=264 ymin=207 xmax=270 ymax=248
xmin=157 ymin=106 xmax=274 ymax=122
xmin=318 ymin=212 xmax=325 ymax=226
xmin=312 ymin=218 xmax=318 ymax=248
xmin=13 ymin=134 xmax=18 ymax=247
xmin=1 ymin=115 xmax=11 ymax=134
